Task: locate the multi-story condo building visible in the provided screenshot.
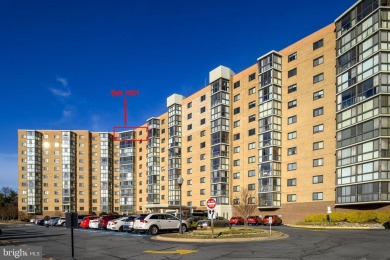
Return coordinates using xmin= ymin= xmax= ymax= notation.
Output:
xmin=18 ymin=0 xmax=390 ymax=223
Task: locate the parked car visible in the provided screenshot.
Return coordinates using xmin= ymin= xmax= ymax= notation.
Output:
xmin=35 ymin=219 xmax=44 ymax=226
xmin=247 ymin=216 xmax=263 ymax=225
xmin=44 ymin=217 xmax=58 ymax=226
xmin=107 ymin=216 xmax=132 ymax=232
xmin=262 ymin=215 xmax=282 ymax=226
xmin=122 ymin=215 xmax=138 ymax=233
xmin=48 ymin=217 xmax=60 ymax=226
xmin=229 ymin=216 xmax=245 ymax=225
xmin=89 ymin=218 xmax=100 ymax=229
xmin=133 ymin=213 xmax=188 ymax=235
xmin=98 ymin=215 xmax=120 ymax=229
xmin=197 ymin=217 xmax=231 ymax=228
xmin=56 ymin=217 xmax=66 ymax=227
xmin=80 ymin=216 xmax=99 ymax=229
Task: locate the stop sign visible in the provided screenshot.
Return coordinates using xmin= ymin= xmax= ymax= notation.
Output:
xmin=206 ymin=198 xmax=217 ymax=209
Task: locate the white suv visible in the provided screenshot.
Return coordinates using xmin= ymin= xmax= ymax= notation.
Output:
xmin=133 ymin=213 xmax=188 ymax=235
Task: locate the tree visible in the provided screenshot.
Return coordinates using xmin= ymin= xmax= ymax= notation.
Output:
xmin=232 ymin=188 xmax=258 ymax=229
xmin=0 ymin=186 xmax=18 ymax=220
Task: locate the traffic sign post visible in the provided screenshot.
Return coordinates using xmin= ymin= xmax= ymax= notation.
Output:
xmin=206 ymin=198 xmax=217 ymax=239
xmin=269 ymin=217 xmax=273 ymax=235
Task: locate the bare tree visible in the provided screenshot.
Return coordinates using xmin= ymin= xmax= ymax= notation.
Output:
xmin=232 ymin=188 xmax=258 ymax=228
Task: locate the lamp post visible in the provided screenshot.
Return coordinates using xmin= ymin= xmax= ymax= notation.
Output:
xmin=177 ymin=175 xmax=184 ymax=234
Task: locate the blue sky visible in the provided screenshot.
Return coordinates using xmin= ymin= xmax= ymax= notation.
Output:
xmin=0 ymin=0 xmax=357 ymax=190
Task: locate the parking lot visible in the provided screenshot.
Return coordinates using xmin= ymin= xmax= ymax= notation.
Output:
xmin=1 ymin=223 xmax=390 ymax=260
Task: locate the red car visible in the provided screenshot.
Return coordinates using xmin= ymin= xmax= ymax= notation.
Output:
xmin=247 ymin=216 xmax=263 ymax=225
xmin=262 ymin=215 xmax=282 ymax=226
xmin=80 ymin=216 xmax=99 ymax=229
xmin=229 ymin=216 xmax=245 ymax=225
xmin=98 ymin=215 xmax=120 ymax=229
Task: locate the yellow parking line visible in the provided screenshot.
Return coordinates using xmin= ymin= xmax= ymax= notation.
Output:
xmin=144 ymin=249 xmax=197 ymax=255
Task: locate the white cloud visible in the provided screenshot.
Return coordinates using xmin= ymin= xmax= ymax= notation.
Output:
xmin=56 ymin=75 xmax=68 ymax=87
xmin=48 ymin=75 xmax=71 ymax=97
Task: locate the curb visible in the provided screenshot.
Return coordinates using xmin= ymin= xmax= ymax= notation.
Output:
xmin=151 ymin=232 xmax=288 ymax=243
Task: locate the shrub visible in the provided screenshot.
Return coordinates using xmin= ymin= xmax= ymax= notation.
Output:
xmin=329 ymin=212 xmax=346 ymax=222
xmin=305 ymin=211 xmax=390 ymax=224
xmin=376 ymin=212 xmax=390 ymax=223
xmin=304 ymin=214 xmax=326 ymax=222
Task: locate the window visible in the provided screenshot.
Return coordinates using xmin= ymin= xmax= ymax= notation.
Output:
xmin=200 ymin=118 xmax=206 ymax=125
xmin=234 ymin=120 xmax=240 ymax=128
xmin=313 ymin=124 xmax=324 ymax=133
xmin=187 ymin=146 xmax=192 ymax=152
xmin=248 ymin=128 xmax=255 ymax=136
xmin=313 ymin=175 xmax=323 ymax=184
xmin=233 ymin=172 xmax=240 ymax=179
xmin=200 ymin=177 xmax=205 ymax=183
xmin=234 ymin=107 xmax=240 ymax=114
xmin=249 ymin=73 xmax=256 ymax=81
xmin=200 ymin=165 xmax=206 ymax=172
xmin=288 ymin=163 xmax=297 ymax=171
xmin=288 ymin=84 xmax=297 ymax=93
xmin=288 ymin=68 xmax=297 ymax=78
xmin=187 ymin=157 xmax=192 ymax=163
xmin=288 ymin=52 xmax=297 ymax=62
xmin=287 ymin=194 xmax=297 ymax=202
xmin=248 ymin=142 xmax=255 ymax=150
xmin=288 ymin=115 xmax=297 ymax=125
xmin=187 ymin=113 xmax=192 ymax=119
xmin=288 ymin=100 xmax=297 ymax=109
xmin=313 ymin=73 xmax=324 ymax=83
xmin=313 ymin=107 xmax=324 ymax=117
xmin=248 ymin=101 xmax=256 ymax=109
xmin=233 ymin=146 xmax=240 ymax=153
xmin=233 ymin=159 xmax=240 ymax=166
xmin=313 ymin=56 xmax=324 ymax=67
xmin=233 ymin=199 xmax=239 ymax=205
xmin=313 ymin=192 xmax=323 ymax=200
xmin=249 ymin=87 xmax=256 ymax=95
xmin=288 ymin=131 xmax=297 ymax=140
xmin=287 ymin=178 xmax=297 ymax=186
xmin=187 ymin=168 xmax=192 ymax=174
xmin=200 ymin=106 xmax=206 ymax=113
xmin=200 ymin=154 xmax=206 ymax=160
xmin=313 ymin=141 xmax=324 ymax=150
xmin=313 ymin=90 xmax=324 ymax=100
xmin=200 ymin=189 xmax=205 ymax=195
xmin=249 ymin=114 xmax=256 ymax=122
xmin=234 ymin=81 xmax=240 ymax=89
xmin=233 ymin=133 xmax=240 ymax=140
xmin=248 ymin=183 xmax=255 ymax=190
xmin=187 ymin=124 xmax=192 ymax=130
xmin=234 ymin=94 xmax=240 ymax=102
xmin=313 ymin=158 xmax=324 ymax=167
xmin=200 ymin=142 xmax=205 ymax=148
xmin=187 ymin=179 xmax=192 ymax=185
xmin=248 ymin=156 xmax=255 ymax=163
xmin=200 ymin=130 xmax=206 ymax=137
xmin=248 ymin=170 xmax=255 ymax=177
xmin=313 ymin=39 xmax=324 ymax=50
xmin=233 ymin=185 xmax=240 ymax=192
xmin=187 ymin=135 xmax=192 ymax=141
xmin=201 ymin=95 xmax=206 ymax=102
xmin=288 ymin=147 xmax=297 ymax=155
xmin=187 ymin=102 xmax=192 ymax=108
